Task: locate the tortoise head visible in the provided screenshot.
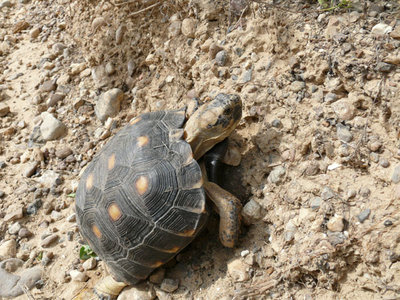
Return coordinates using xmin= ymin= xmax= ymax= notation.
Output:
xmin=184 ymin=94 xmax=242 ymax=160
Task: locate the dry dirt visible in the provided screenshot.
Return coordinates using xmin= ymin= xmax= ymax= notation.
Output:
xmin=1 ymin=0 xmax=400 ymax=299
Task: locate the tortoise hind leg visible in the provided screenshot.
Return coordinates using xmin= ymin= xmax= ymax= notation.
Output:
xmin=94 ymin=275 xmax=128 ymax=299
xmin=203 ymin=181 xmax=242 ymax=248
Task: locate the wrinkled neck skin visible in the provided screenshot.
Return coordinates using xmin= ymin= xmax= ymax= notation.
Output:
xmin=184 ymin=94 xmax=242 ymax=160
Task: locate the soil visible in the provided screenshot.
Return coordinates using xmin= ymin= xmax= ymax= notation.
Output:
xmin=1 ymin=0 xmax=400 ymax=299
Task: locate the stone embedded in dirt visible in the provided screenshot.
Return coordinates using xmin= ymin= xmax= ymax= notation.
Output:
xmin=209 ymin=43 xmax=223 ymax=59
xmin=268 ymin=166 xmax=286 ymax=184
xmin=0 ymin=258 xmax=23 ymax=272
xmin=0 ymin=1 xmax=12 ymax=8
xmin=0 ymin=239 xmax=17 ymax=259
xmin=215 ymin=50 xmax=227 ymax=66
xmin=327 ymin=231 xmax=346 ymax=246
xmin=4 ymin=208 xmax=24 ymax=222
xmin=332 ymin=99 xmax=355 ymax=120
xmin=82 ymin=257 xmax=97 ymax=270
xmin=0 ymin=190 xmax=4 ymax=198
xmin=8 ymin=222 xmax=21 ymax=235
xmin=241 ymin=199 xmax=262 ymax=224
xmin=27 ymin=199 xmax=42 ymax=215
xmin=40 ymin=80 xmax=57 ymax=92
xmin=149 ymin=268 xmax=165 ymax=284
xmin=57 ymin=73 xmax=71 ymax=85
xmin=117 ymin=284 xmax=155 ymax=300
xmin=227 ymin=258 xmax=249 ymax=282
xmin=357 ymin=209 xmax=371 ymax=223
xmin=324 ymin=92 xmax=337 ymax=103
xmin=41 ymin=251 xmax=53 ymax=266
xmin=0 ymin=266 xmax=42 ymax=297
xmin=327 ymin=215 xmax=344 ymax=232
xmin=336 ymin=124 xmax=352 ymax=142
xmin=50 ymin=210 xmax=62 ymax=221
xmin=70 ymin=62 xmax=86 ymax=76
xmin=105 ymin=61 xmax=115 ymax=75
xmin=168 ymin=20 xmax=182 ymax=38
xmin=40 ymin=112 xmax=66 ymax=140
xmin=41 ymin=234 xmax=58 ymax=248
xmin=284 ymin=220 xmax=297 ymax=242
xmin=0 ymin=103 xmax=10 ymax=117
xmin=379 ymin=158 xmax=389 ymax=168
xmin=18 ymin=228 xmax=33 ymax=238
xmin=66 ymin=213 xmax=76 ymax=222
xmin=24 ymin=161 xmax=39 ymax=177
xmin=291 ymin=81 xmax=305 ymax=93
xmin=91 ymin=64 xmax=111 ymax=88
xmin=392 ymin=165 xmax=400 ymax=183
xmin=116 ymin=24 xmax=127 ymax=45
xmin=359 ymin=187 xmax=371 ymax=198
xmin=69 ymin=270 xmax=88 ymax=282
xmin=47 ymin=93 xmax=65 ymax=107
xmin=390 ymin=26 xmax=400 ymax=40
xmin=160 ymin=278 xmax=179 ymax=293
xmin=55 ymin=146 xmax=72 ymax=159
xmin=30 ymin=27 xmax=40 ymax=38
xmin=181 ymin=18 xmax=196 ymax=38
xmin=241 ymin=68 xmax=252 ymax=83
xmin=38 ymin=170 xmax=62 ymax=187
xmin=376 ymin=62 xmax=394 ymax=73
xmin=95 ymin=88 xmax=124 ymax=122
xmin=371 ymin=23 xmax=392 ymax=36
xmin=92 ymin=16 xmax=106 ymax=31
xmin=310 ymin=197 xmax=322 ymax=211
xmin=13 ymin=20 xmax=30 ymax=34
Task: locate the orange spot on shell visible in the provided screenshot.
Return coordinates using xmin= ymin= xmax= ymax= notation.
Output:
xmin=137 ymin=136 xmax=149 ymax=147
xmin=108 ymin=202 xmax=122 ymax=221
xmin=108 ymin=153 xmax=116 ymax=170
xmin=130 ymin=117 xmax=141 ymax=125
xmin=151 ymin=261 xmax=164 ymax=268
xmin=86 ymin=173 xmax=94 ymax=190
xmin=177 ymin=229 xmax=195 ymax=237
xmin=92 ymin=225 xmax=102 ymax=238
xmin=135 ymin=176 xmax=149 ymax=195
xmin=164 ymin=246 xmax=180 ymax=253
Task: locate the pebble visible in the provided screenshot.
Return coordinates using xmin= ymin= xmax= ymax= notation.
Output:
xmin=92 ymin=17 xmax=106 ymax=31
xmin=41 ymin=234 xmax=58 ymax=248
xmin=24 ymin=161 xmax=39 ymax=178
xmin=27 ymin=199 xmax=42 ymax=215
xmin=91 ymin=65 xmax=110 ymax=88
xmin=95 ymin=88 xmax=124 ymax=122
xmin=392 ymin=164 xmax=400 ymax=183
xmin=332 ymin=99 xmax=355 ymax=120
xmin=40 ymin=112 xmax=67 ymax=141
xmin=50 ymin=210 xmax=62 ymax=221
xmin=215 ymin=50 xmax=227 ymax=66
xmin=0 ymin=239 xmax=17 ymax=259
xmin=209 ymin=43 xmax=223 ymax=59
xmin=105 ymin=62 xmax=115 ymax=75
xmin=181 ymin=18 xmax=196 ymax=38
xmin=359 ymin=187 xmax=370 ymax=198
xmin=310 ymin=197 xmax=322 ymax=210
xmin=241 ymin=68 xmax=252 ymax=83
xmin=324 ymin=92 xmax=337 ymax=103
xmin=70 ymin=270 xmax=88 ymax=282
xmin=371 ymin=23 xmax=392 ymax=36
xmin=241 ymin=199 xmax=262 ymax=224
xmin=357 ymin=209 xmax=371 ymax=223
xmin=47 ymin=93 xmax=65 ymax=107
xmin=117 ymin=284 xmax=155 ymax=300
xmin=168 ymin=20 xmax=182 ymax=38
xmin=376 ymin=62 xmax=394 ymax=73
xmin=291 ymin=81 xmax=305 ymax=92
xmin=0 ymin=266 xmax=42 ymax=297
xmin=379 ymin=157 xmax=389 ymax=168
xmin=268 ymin=166 xmax=286 ymax=184
xmin=160 ymin=278 xmax=179 ymax=292
xmin=0 ymin=258 xmax=23 ymax=272
xmin=384 ymin=220 xmax=393 ymax=227
xmin=41 ymin=251 xmax=54 ymax=266
xmin=0 ymin=190 xmax=4 ymax=198
xmin=66 ymin=213 xmax=76 ymax=222
xmin=82 ymin=257 xmax=97 ymax=270
xmin=40 ymin=80 xmax=57 ymax=92
xmin=70 ymin=62 xmax=86 ymax=75
xmin=390 ymin=26 xmax=400 ymax=40
xmin=18 ymin=228 xmax=33 ymax=238
xmin=321 ymin=186 xmax=335 ymax=200
xmin=0 ymin=103 xmax=10 ymax=117
xmin=240 ymin=250 xmax=250 ymax=257
xmin=227 ymin=258 xmax=249 ymax=282
xmin=115 ymin=24 xmax=127 ymax=45
xmin=4 ymin=208 xmax=24 ymax=222
xmin=327 ymin=215 xmax=344 ymax=232
xmin=39 ymin=170 xmax=61 ymax=187
xmin=336 ymin=124 xmax=353 ymax=142
xmin=284 ymin=220 xmax=296 ymax=242
xmin=8 ymin=222 xmax=21 ymax=235
xmin=149 ymin=268 xmax=165 ymax=284
xmin=55 ymin=146 xmax=72 ymax=159
xmin=30 ymin=27 xmax=40 ymax=38
xmin=327 ymin=231 xmax=346 ymax=246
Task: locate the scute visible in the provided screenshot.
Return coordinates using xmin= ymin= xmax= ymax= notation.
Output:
xmin=76 ymin=110 xmax=208 ymax=284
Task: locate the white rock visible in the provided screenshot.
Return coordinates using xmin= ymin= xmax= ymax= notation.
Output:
xmin=117 ymin=284 xmax=155 ymax=300
xmin=0 ymin=240 xmax=17 ymax=260
xmin=227 ymin=259 xmax=249 ymax=282
xmin=95 ymin=88 xmax=124 ymax=122
xmin=82 ymin=257 xmax=97 ymax=270
xmin=70 ymin=270 xmax=88 ymax=282
xmin=40 ymin=112 xmax=66 ymax=141
xmin=327 ymin=215 xmax=344 ymax=232
xmin=371 ymin=23 xmax=392 ymax=36
xmin=241 ymin=199 xmax=262 ymax=225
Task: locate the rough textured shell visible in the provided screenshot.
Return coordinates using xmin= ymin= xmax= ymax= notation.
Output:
xmin=76 ymin=110 xmax=208 ymax=284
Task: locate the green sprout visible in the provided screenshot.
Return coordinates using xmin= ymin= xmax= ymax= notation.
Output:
xmin=79 ymin=245 xmax=97 ymax=260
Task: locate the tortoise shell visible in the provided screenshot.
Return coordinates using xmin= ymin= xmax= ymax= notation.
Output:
xmin=75 ymin=110 xmax=208 ymax=284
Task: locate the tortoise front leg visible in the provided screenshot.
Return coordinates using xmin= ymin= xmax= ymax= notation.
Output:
xmin=203 ymin=181 xmax=242 ymax=248
xmin=94 ymin=275 xmax=128 ymax=299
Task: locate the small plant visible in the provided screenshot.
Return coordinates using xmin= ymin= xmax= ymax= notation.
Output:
xmin=79 ymin=245 xmax=97 ymax=260
xmin=318 ymin=0 xmax=352 ymax=11
xmin=67 ymin=193 xmax=76 ymax=198
xmin=36 ymin=251 xmax=43 ymax=261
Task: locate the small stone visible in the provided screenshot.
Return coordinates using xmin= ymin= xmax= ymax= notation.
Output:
xmin=95 ymin=88 xmax=124 ymax=122
xmin=91 ymin=65 xmax=110 ymax=88
xmin=241 ymin=199 xmax=262 ymax=224
xmin=82 ymin=257 xmax=97 ymax=270
xmin=324 ymin=92 xmax=337 ymax=103
xmin=160 ymin=278 xmax=179 ymax=293
xmin=390 ymin=26 xmax=400 ymax=40
xmin=305 ymin=161 xmax=320 ymax=176
xmin=18 ymin=228 xmax=33 ymax=238
xmin=47 ymin=93 xmax=65 ymax=107
xmin=168 ymin=20 xmax=181 ymax=38
xmin=50 ymin=210 xmax=62 ymax=221
xmin=336 ymin=124 xmax=352 ymax=142
xmin=321 ymin=186 xmax=335 ymax=200
xmin=70 ymin=63 xmax=86 ymax=75
xmin=284 ymin=220 xmax=296 ymax=242
xmin=379 ymin=158 xmax=389 ymax=168
xmin=115 ymin=24 xmax=127 ymax=45
xmin=371 ymin=23 xmax=392 ymax=36
xmin=0 ymin=240 xmax=17 ymax=259
xmin=30 ymin=27 xmax=40 ymax=38
xmin=310 ymin=197 xmax=322 ymax=210
xmin=0 ymin=1 xmax=12 ymax=8
xmin=8 ymin=222 xmax=21 ymax=235
xmin=117 ymin=284 xmax=155 ymax=300
xmin=209 ymin=44 xmax=223 ymax=59
xmin=357 ymin=209 xmax=371 ymax=223
xmin=376 ymin=62 xmax=394 ymax=73
xmin=40 ymin=80 xmax=57 ymax=92
xmin=241 ymin=69 xmax=252 ymax=83
xmin=290 ymin=81 xmax=305 ymax=92
xmin=392 ymin=165 xmax=400 ymax=183
xmin=149 ymin=268 xmax=165 ymax=284
xmin=92 ymin=17 xmax=106 ymax=31
xmin=70 ymin=270 xmax=88 ymax=282
xmin=267 ymin=166 xmax=286 ymax=184
xmin=327 ymin=231 xmax=346 ymax=246
xmin=240 ymin=250 xmax=250 ymax=257
xmin=359 ymin=187 xmax=370 ymax=198
xmin=24 ymin=161 xmax=39 ymax=177
xmin=0 ymin=258 xmax=23 ymax=272
xmin=327 ymin=215 xmax=344 ymax=232
xmin=26 ymin=200 xmax=42 ymax=215
xmin=332 ymin=99 xmax=355 ymax=120
xmin=55 ymin=146 xmax=72 ymax=159
xmin=40 ymin=112 xmax=67 ymax=141
xmin=13 ymin=20 xmax=30 ymax=34
xmin=215 ymin=50 xmax=227 ymax=66
xmin=181 ymin=18 xmax=196 ymax=38
xmin=66 ymin=213 xmax=76 ymax=222
xmin=38 ymin=170 xmax=61 ymax=187
xmin=57 ymin=74 xmax=70 ymax=85
xmin=0 ymin=103 xmax=10 ymax=117
xmin=384 ymin=220 xmax=393 ymax=227
xmin=227 ymin=259 xmax=249 ymax=282
xmin=105 ymin=62 xmax=115 ymax=75
xmin=41 ymin=234 xmax=58 ymax=248
xmin=4 ymin=208 xmax=24 ymax=222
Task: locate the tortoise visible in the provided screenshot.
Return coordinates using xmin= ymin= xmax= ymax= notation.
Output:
xmin=75 ymin=93 xmax=243 ymax=298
